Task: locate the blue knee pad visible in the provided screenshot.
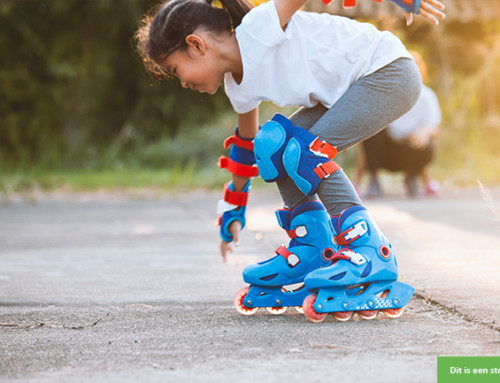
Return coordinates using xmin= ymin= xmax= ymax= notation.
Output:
xmin=283 ymin=127 xmax=339 ymax=197
xmin=254 ymin=114 xmax=295 ymax=183
xmin=255 ymin=114 xmax=339 ymax=197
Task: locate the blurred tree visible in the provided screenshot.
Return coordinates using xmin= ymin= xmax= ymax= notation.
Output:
xmin=0 ymin=0 xmax=230 ymax=169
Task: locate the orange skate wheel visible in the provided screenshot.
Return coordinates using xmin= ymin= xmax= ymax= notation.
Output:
xmin=357 ymin=310 xmax=378 ymax=320
xmin=303 ymin=294 xmax=327 ymax=323
xmin=332 ymin=311 xmax=354 ymax=322
xmin=266 ymin=306 xmax=288 ymax=315
xmin=382 ymin=307 xmax=405 ymax=319
xmin=234 ymin=287 xmax=259 ymax=316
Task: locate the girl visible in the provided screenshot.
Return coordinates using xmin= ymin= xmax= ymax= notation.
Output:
xmin=136 ymin=0 xmax=445 ymax=321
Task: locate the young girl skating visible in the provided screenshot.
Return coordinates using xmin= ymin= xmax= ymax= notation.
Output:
xmin=136 ymin=0 xmax=445 ymax=322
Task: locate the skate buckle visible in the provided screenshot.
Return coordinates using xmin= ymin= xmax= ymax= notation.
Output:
xmin=287 ymin=253 xmax=300 ymax=267
xmin=344 ymin=221 xmax=368 ymax=242
xmin=344 ymin=250 xmax=366 ymax=265
xmin=276 ymin=245 xmax=301 ymax=267
xmin=286 ymin=225 xmax=308 ymax=238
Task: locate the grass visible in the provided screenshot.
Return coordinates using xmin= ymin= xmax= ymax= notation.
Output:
xmin=1 ymin=102 xmax=499 ymax=201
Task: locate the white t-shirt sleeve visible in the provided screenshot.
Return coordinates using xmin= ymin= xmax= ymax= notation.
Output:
xmin=240 ymin=1 xmax=286 ymax=47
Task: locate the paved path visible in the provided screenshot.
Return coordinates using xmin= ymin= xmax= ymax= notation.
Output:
xmin=1 ymin=186 xmax=499 ymax=382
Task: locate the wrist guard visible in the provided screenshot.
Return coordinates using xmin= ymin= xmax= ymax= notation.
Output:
xmin=321 ymin=0 xmax=420 ymax=15
xmin=218 ymin=128 xmax=258 ymax=178
xmin=218 ymin=180 xmax=251 ymax=243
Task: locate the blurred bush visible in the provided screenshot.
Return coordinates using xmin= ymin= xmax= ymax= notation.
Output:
xmin=0 ymin=0 xmax=230 ymax=170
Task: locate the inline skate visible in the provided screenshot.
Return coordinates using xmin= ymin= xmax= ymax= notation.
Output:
xmin=234 ymin=200 xmax=337 ymax=315
xmin=302 ymin=205 xmax=415 ymax=323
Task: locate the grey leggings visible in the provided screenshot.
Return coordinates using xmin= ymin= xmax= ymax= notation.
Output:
xmin=277 ymin=57 xmax=422 ymax=216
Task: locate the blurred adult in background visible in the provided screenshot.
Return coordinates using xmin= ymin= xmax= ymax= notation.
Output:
xmin=354 ymin=51 xmax=442 ymax=198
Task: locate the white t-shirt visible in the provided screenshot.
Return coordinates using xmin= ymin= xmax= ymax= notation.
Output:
xmin=388 ymin=85 xmax=441 ymax=140
xmin=224 ymin=0 xmax=412 ymax=114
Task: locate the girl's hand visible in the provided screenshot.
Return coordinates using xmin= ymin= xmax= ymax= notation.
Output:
xmin=220 ymin=220 xmax=242 ymax=263
xmin=405 ymin=0 xmax=446 ymax=26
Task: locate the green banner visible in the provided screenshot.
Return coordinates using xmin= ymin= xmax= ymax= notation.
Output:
xmin=438 ymin=356 xmax=500 ymax=383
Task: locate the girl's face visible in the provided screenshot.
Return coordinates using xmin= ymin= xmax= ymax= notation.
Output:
xmin=161 ymin=34 xmax=224 ymax=95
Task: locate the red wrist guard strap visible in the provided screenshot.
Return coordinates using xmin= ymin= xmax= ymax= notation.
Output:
xmin=223 ymin=182 xmax=249 ymax=206
xmin=224 ymin=134 xmax=254 ymax=151
xmin=218 ymin=156 xmax=259 ymax=178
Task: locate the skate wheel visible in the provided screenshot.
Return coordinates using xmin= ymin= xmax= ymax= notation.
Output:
xmin=357 ymin=310 xmax=378 ymax=320
xmin=294 ymin=306 xmax=304 ymax=314
xmin=332 ymin=311 xmax=353 ymax=322
xmin=383 ymin=307 xmax=405 ymax=319
xmin=302 ymin=294 xmax=327 ymax=323
xmin=266 ymin=306 xmax=288 ymax=315
xmin=234 ymin=287 xmax=259 ymax=316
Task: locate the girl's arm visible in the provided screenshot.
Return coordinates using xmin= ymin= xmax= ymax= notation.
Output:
xmin=219 ymin=106 xmax=259 ymax=262
xmin=274 ymin=0 xmax=308 ymax=29
xmin=230 ymin=107 xmax=260 ymax=192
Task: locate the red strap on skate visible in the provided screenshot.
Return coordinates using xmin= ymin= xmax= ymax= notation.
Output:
xmin=285 ymin=225 xmax=308 ymax=239
xmin=331 ymin=252 xmax=352 ymax=263
xmin=224 ymin=134 xmax=254 ymax=151
xmin=276 ymin=245 xmax=300 ymax=267
xmin=218 ymin=156 xmax=259 ymax=178
xmin=223 ymin=182 xmax=249 ymax=206
xmin=335 ymin=221 xmax=368 ymax=245
xmin=313 ymin=161 xmax=340 ymax=180
xmin=310 ymin=138 xmax=338 ymax=160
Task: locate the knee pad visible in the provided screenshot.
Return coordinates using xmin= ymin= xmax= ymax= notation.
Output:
xmin=282 ymin=121 xmax=340 ymax=197
xmin=254 ymin=114 xmax=295 ymax=183
xmin=255 ymin=114 xmax=340 ymax=196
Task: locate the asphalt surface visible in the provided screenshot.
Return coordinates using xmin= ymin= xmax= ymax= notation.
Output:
xmin=1 ymin=185 xmax=500 ymax=382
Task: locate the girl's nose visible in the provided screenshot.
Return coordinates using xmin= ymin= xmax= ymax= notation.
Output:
xmin=181 ymin=80 xmax=189 ymax=89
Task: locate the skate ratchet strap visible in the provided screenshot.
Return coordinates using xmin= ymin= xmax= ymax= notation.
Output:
xmin=332 ymin=249 xmax=366 ymax=266
xmin=285 ymin=225 xmax=308 ymax=239
xmin=218 ymin=156 xmax=259 ymax=178
xmin=276 ymin=245 xmax=300 ymax=267
xmin=222 ymin=181 xmax=249 ymax=207
xmin=334 ymin=220 xmax=368 ymax=245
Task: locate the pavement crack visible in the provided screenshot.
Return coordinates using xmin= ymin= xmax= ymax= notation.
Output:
xmin=415 ymin=293 xmax=500 ymax=334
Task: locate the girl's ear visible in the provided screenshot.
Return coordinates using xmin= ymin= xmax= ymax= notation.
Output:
xmin=185 ymin=34 xmax=206 ymax=55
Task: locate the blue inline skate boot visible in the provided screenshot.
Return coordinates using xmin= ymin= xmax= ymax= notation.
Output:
xmin=302 ymin=205 xmax=415 ymax=323
xmin=234 ymin=201 xmax=337 ymax=315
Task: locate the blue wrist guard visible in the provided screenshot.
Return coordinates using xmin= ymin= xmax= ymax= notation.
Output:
xmin=327 ymin=0 xmax=420 ymax=14
xmin=389 ymin=0 xmax=421 ymax=14
xmin=218 ymin=180 xmax=251 ymax=243
xmin=219 ymin=127 xmax=259 ymax=178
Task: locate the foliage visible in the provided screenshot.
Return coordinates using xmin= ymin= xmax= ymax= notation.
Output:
xmin=1 ymin=1 xmax=500 ymax=193
xmin=0 ymin=0 xmax=230 ymax=169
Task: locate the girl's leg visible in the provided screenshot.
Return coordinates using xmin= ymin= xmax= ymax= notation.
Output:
xmin=277 ymin=58 xmax=422 ymax=215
